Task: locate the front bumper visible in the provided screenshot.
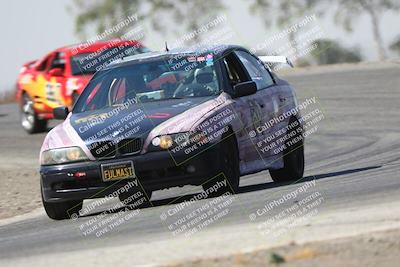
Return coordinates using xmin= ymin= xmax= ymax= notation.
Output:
xmin=40 ymin=145 xmax=220 ymax=202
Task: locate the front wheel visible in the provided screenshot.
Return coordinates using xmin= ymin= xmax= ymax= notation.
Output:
xmin=202 ymin=132 xmax=240 ymax=197
xmin=21 ymin=94 xmax=47 ymax=134
xmin=269 ymin=118 xmax=304 ymax=182
xmin=42 ymin=193 xmax=83 ymax=220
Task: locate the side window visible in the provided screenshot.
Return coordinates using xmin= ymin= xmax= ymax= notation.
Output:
xmin=36 ymin=55 xmax=52 ymax=71
xmin=109 ymin=78 xmax=127 ymax=105
xmin=49 ymin=52 xmax=66 ymax=71
xmin=235 ymin=51 xmax=274 ymax=90
xmin=222 ymin=53 xmax=248 ymax=86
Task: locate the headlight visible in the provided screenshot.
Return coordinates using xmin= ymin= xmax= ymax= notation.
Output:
xmin=151 ymin=135 xmax=177 ymax=150
xmin=41 ymin=147 xmax=89 ymax=165
xmin=149 ymin=132 xmax=208 ymax=151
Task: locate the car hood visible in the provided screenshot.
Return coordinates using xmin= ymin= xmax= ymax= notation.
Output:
xmin=41 ymin=93 xmax=231 ymax=159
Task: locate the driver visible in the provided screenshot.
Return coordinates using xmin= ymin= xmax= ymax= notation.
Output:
xmin=174 ymin=66 xmax=218 ymax=97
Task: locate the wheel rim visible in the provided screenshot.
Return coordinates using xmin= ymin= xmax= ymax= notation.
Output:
xmin=21 ymin=95 xmax=35 ymax=129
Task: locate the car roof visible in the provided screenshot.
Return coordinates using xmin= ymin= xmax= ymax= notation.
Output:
xmin=104 ymin=44 xmax=244 ymax=69
xmin=55 ymin=40 xmax=144 ymax=54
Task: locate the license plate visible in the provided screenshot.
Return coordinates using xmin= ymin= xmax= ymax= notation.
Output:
xmin=101 ymin=161 xmax=135 ymax=182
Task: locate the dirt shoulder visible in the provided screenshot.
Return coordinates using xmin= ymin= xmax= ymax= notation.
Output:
xmin=0 ymin=104 xmax=45 ymax=219
xmin=0 ymin=166 xmax=41 ymax=219
xmin=164 ymin=228 xmax=400 ymax=267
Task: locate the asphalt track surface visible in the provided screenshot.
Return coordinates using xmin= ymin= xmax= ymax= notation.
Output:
xmin=0 ymin=63 xmax=400 ymax=266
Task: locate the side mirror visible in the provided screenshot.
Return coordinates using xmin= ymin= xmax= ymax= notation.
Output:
xmin=233 ymin=81 xmax=257 ymax=98
xmin=48 ymin=68 xmax=64 ymax=77
xmin=53 ymin=106 xmax=69 ymax=120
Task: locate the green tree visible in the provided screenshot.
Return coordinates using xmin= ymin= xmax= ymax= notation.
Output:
xmin=70 ymin=0 xmax=225 ymax=43
xmin=331 ymin=0 xmax=400 ymax=61
xmin=249 ymin=0 xmax=399 ymax=61
xmin=158 ymin=0 xmax=225 ymax=44
xmin=249 ymin=0 xmax=318 ymax=44
xmin=390 ymin=36 xmax=400 ymax=56
xmin=311 ymin=39 xmax=362 ymax=64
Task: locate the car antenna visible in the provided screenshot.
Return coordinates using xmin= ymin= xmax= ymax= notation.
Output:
xmin=165 ymin=41 xmax=169 ymax=52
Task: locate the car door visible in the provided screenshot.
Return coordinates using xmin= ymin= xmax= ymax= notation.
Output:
xmin=233 ymin=50 xmax=282 ymax=165
xmin=220 ymin=52 xmax=265 ymax=173
xmin=45 ymin=52 xmax=67 ymax=107
xmin=21 ymin=53 xmax=54 ymax=111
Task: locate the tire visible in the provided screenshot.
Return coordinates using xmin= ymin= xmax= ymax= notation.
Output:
xmin=269 ymin=117 xmax=304 ymax=182
xmin=202 ymin=132 xmax=240 ymax=197
xmin=21 ymin=93 xmax=47 ymax=134
xmin=41 ymin=192 xmax=83 ymax=220
xmin=119 ymin=188 xmax=152 ymax=207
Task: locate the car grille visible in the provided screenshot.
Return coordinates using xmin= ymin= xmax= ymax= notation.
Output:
xmin=118 ymin=138 xmax=142 ymax=155
xmin=89 ymin=138 xmax=142 ymax=159
xmin=89 ymin=141 xmax=116 ymax=159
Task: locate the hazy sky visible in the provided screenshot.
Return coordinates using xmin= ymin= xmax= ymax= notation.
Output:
xmin=0 ymin=0 xmax=399 ymax=92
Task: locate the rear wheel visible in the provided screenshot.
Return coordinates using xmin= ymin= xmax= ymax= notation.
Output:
xmin=269 ymin=118 xmax=304 ymax=182
xmin=41 ymin=192 xmax=83 ymax=220
xmin=202 ymin=132 xmax=240 ymax=197
xmin=21 ymin=93 xmax=47 ymax=134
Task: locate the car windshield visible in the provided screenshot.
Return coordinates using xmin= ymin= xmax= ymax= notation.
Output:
xmin=73 ymin=53 xmax=220 ymax=113
xmin=70 ymin=46 xmax=150 ymax=75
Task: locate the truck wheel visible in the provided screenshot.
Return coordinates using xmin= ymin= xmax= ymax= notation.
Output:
xmin=21 ymin=94 xmax=47 ymax=134
xmin=202 ymin=132 xmax=240 ymax=197
xmin=269 ymin=118 xmax=304 ymax=182
xmin=41 ymin=192 xmax=83 ymax=220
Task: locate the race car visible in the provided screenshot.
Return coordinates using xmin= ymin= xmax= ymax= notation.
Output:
xmin=15 ymin=40 xmax=149 ymax=133
xmin=39 ymin=45 xmax=305 ymax=220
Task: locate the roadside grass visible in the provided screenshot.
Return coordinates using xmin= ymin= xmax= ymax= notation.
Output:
xmin=270 ymin=252 xmax=286 ymax=264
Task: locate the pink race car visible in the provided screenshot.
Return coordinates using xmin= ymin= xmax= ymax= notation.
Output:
xmin=40 ymin=45 xmax=304 ymax=220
